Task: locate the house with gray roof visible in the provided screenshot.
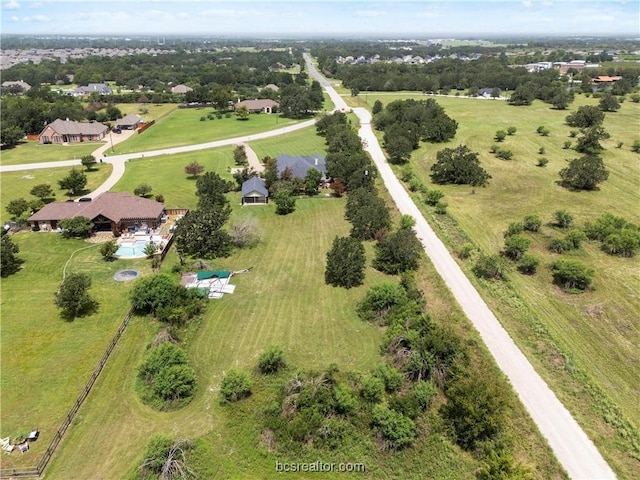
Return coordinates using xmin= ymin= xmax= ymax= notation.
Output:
xmin=73 ymin=82 xmax=113 ymax=96
xmin=116 ymin=113 xmax=143 ymax=130
xmin=1 ymin=80 xmax=31 ymax=92
xmin=28 ymin=192 xmax=165 ymax=234
xmin=236 ymin=99 xmax=279 ymax=114
xmin=241 ymin=176 xmax=269 ymax=205
xmin=38 ymin=119 xmax=109 ymax=144
xmin=171 ymin=84 xmax=193 ymax=94
xmin=276 ymin=154 xmax=326 ymax=180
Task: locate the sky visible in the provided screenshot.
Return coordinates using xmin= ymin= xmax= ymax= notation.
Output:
xmin=1 ymin=0 xmax=638 ymax=37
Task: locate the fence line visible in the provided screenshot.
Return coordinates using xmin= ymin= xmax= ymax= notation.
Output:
xmin=0 ymin=309 xmax=133 ymax=479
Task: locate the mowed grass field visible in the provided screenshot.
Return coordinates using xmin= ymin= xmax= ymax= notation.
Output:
xmin=347 ymin=92 xmax=640 ymax=477
xmin=0 ymin=234 xmax=154 ymax=468
xmin=0 ymin=142 xmax=99 ymax=166
xmin=0 ymin=164 xmax=113 ymax=224
xmin=111 ymin=108 xmax=305 ymax=155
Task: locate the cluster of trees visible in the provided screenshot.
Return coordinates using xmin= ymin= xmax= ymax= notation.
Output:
xmin=138 ymin=342 xmax=197 ymax=410
xmin=2 ymin=49 xmax=302 ymax=100
xmin=560 ymin=105 xmax=612 ymax=190
xmin=174 ymin=171 xmax=234 ymax=261
xmin=373 ymin=98 xmax=458 ymax=164
xmin=278 ymin=81 xmax=324 ymax=119
xmin=584 ymin=213 xmax=640 ymax=257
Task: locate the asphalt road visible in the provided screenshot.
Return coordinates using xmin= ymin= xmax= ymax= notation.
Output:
xmin=304 ymin=52 xmax=616 ymax=480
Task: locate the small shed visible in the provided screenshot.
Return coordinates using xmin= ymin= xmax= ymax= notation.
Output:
xmin=241 ymin=176 xmax=269 ymax=205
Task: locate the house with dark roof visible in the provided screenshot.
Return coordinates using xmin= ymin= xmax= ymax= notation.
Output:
xmin=116 ymin=113 xmax=143 ymax=130
xmin=38 ymin=119 xmax=109 ymax=144
xmin=28 ymin=192 xmax=165 ymax=234
xmin=241 ymin=176 xmax=269 ymax=205
xmin=235 ymin=99 xmax=279 ymax=114
xmin=276 ymin=154 xmax=327 ymax=180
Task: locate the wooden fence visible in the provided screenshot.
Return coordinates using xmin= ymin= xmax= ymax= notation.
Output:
xmin=137 ymin=119 xmax=155 ymax=134
xmin=0 ymin=310 xmax=133 ymax=479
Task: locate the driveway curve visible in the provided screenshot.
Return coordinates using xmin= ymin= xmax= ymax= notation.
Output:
xmin=1 ymin=119 xmax=315 ymax=199
xmin=304 ymin=53 xmax=615 ymax=480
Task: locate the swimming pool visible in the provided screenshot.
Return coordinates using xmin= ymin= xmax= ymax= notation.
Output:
xmin=115 ymin=240 xmax=151 ymax=258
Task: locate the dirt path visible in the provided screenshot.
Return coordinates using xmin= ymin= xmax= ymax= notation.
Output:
xmin=304 ymin=53 xmax=616 ymax=480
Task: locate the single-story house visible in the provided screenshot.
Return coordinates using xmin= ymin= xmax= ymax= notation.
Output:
xmin=593 ymin=75 xmax=622 ymax=83
xmin=241 ymin=176 xmax=269 ymax=205
xmin=276 ymin=154 xmax=327 ymax=180
xmin=28 ymin=192 xmax=165 ymax=234
xmin=73 ymin=83 xmax=113 ymax=96
xmin=235 ymin=99 xmax=279 ymax=114
xmin=262 ymin=83 xmax=279 ymax=92
xmin=116 ymin=113 xmax=143 ymax=130
xmin=171 ymin=84 xmax=193 ymax=94
xmin=1 ymin=80 xmax=31 ymax=92
xmin=39 ymin=119 xmax=109 ymax=144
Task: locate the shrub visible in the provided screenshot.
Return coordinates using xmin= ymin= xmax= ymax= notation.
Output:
xmin=538 ymin=147 xmax=546 ymax=154
xmin=373 ymin=228 xmax=422 ymax=275
xmin=518 ymin=254 xmax=540 ymax=275
xmin=503 ymin=234 xmax=530 ymax=260
xmin=536 ymin=157 xmax=549 ymax=167
xmin=360 ymin=376 xmax=385 ymax=402
xmin=152 ymin=364 xmax=196 ymax=401
xmin=495 ymin=148 xmax=513 ymax=160
xmin=408 ymin=177 xmax=423 ymax=192
xmin=494 ymin=130 xmax=506 ymax=142
xmin=138 ymin=343 xmax=196 ymax=407
xmin=371 ymin=404 xmax=416 ymax=449
xmin=565 ymin=229 xmax=587 ymax=249
xmin=563 ymin=140 xmax=572 ymax=149
xmin=220 ymin=369 xmax=253 ymax=402
xmin=424 ymin=190 xmax=444 ymax=206
xmin=434 ymin=201 xmax=448 ymax=214
xmin=258 ymin=345 xmax=286 ymax=374
xmin=100 ymin=239 xmax=118 ymax=260
xmin=551 ymin=259 xmax=594 ymax=292
xmin=548 ymin=238 xmax=571 ymax=254
xmin=458 ymin=242 xmax=475 ymax=259
xmin=523 ymin=215 xmax=542 ymax=232
xmin=504 ymin=222 xmax=523 ymax=237
xmin=373 ymin=364 xmax=404 ymax=393
xmin=413 ymin=380 xmax=437 ymax=410
xmin=334 ymin=383 xmax=358 ymax=415
xmin=357 ymin=282 xmax=407 ymax=322
xmin=553 ymin=210 xmax=574 ymax=229
xmin=569 ymin=130 xmax=579 ymax=138
xmin=507 ymin=126 xmax=517 ymax=135
xmin=325 ymin=236 xmax=366 ymax=289
xmin=473 ymin=254 xmax=507 ymax=280
xmin=274 ymin=190 xmax=296 ymax=215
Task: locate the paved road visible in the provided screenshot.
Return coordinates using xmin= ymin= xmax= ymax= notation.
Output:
xmin=304 ymin=52 xmax=616 ymax=480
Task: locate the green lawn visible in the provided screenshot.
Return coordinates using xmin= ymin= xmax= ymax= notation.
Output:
xmin=0 ymin=164 xmax=113 ymax=224
xmin=111 ymin=109 xmax=307 ymax=155
xmin=346 ymin=92 xmax=640 ymax=478
xmin=0 ymin=233 xmax=155 ymax=469
xmin=113 ymin=102 xmax=178 ymax=122
xmin=0 ymin=142 xmax=99 ymax=166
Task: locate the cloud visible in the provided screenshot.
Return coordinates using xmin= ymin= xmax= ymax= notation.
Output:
xmin=417 ymin=11 xmax=440 ymax=19
xmin=176 ymin=12 xmax=189 ymax=19
xmin=522 ymin=1 xmax=533 ymax=7
xmin=355 ymin=10 xmax=386 ymax=17
xmin=29 ymin=1 xmax=43 ymax=8
xmin=541 ymin=1 xmax=553 ymax=6
xmin=22 ymin=14 xmax=48 ymax=22
xmin=4 ymin=0 xmax=20 ymax=10
xmin=199 ymin=9 xmax=261 ymax=18
xmin=10 ymin=14 xmax=18 ymax=21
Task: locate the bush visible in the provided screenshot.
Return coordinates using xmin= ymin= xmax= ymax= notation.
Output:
xmin=434 ymin=201 xmax=448 ymax=214
xmin=220 ymin=369 xmax=253 ymax=402
xmin=373 ymin=228 xmax=423 ymax=275
xmin=424 ymin=189 xmax=445 ymax=206
xmin=360 ymin=376 xmax=385 ymax=402
xmin=517 ymin=254 xmax=540 ymax=275
xmin=503 ymin=234 xmax=530 ymax=260
xmin=100 ymin=239 xmax=118 ymax=260
xmin=134 ymin=183 xmax=153 ymax=197
xmin=373 ymin=364 xmax=404 ymax=393
xmin=334 ymin=383 xmax=358 ymax=415
xmin=536 ymin=157 xmax=549 ymax=167
xmin=59 ymin=216 xmax=93 ymax=239
xmin=507 ymin=126 xmax=517 ymax=135
xmin=152 ymin=364 xmax=196 ymax=401
xmin=551 ymin=259 xmax=594 ymax=292
xmin=495 ymin=148 xmax=513 ymax=160
xmin=274 ymin=190 xmax=296 ymax=215
xmin=138 ymin=343 xmax=196 ymax=407
xmin=371 ymin=404 xmax=416 ymax=449
xmin=458 ymin=242 xmax=475 ymax=259
xmin=553 ymin=210 xmax=574 ymax=229
xmin=565 ymin=229 xmax=587 ymax=249
xmin=494 ymin=130 xmax=506 ymax=142
xmin=548 ymin=238 xmax=571 ymax=254
xmin=408 ymin=177 xmax=424 ymax=192
xmin=503 ymin=222 xmax=523 ymax=237
xmin=357 ymin=282 xmax=407 ymax=322
xmin=473 ymin=254 xmax=507 ymax=280
xmin=522 ymin=215 xmax=542 ymax=232
xmin=413 ymin=380 xmax=436 ymax=410
xmin=563 ymin=140 xmax=572 ymax=149
xmin=258 ymin=345 xmax=286 ymax=374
